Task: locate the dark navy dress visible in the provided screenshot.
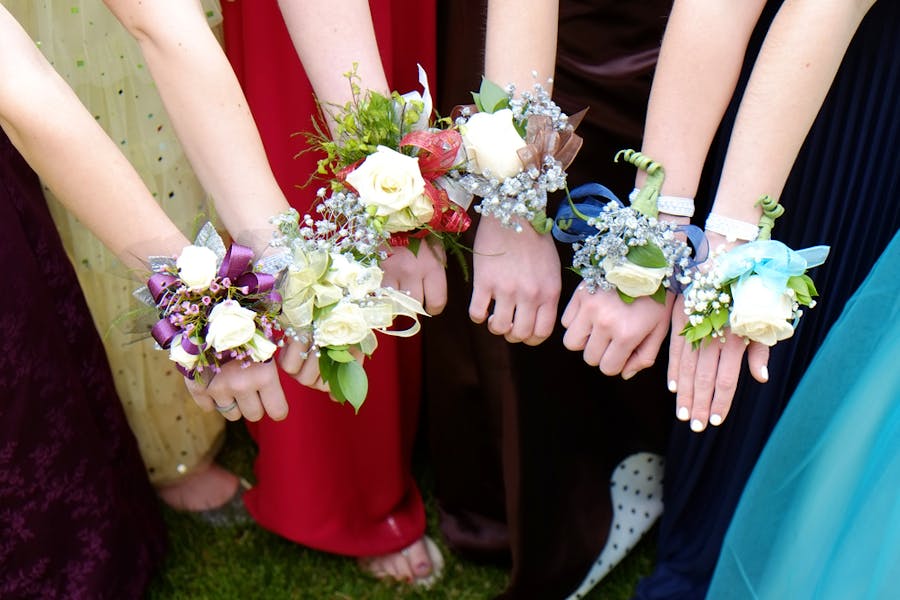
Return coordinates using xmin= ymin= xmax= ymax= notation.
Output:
xmin=635 ymin=2 xmax=900 ymax=598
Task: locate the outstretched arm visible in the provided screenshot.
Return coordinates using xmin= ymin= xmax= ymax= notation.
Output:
xmin=672 ymin=0 xmax=877 ymax=431
xmin=276 ymin=0 xmax=448 ymax=317
xmin=103 ymin=0 xmax=290 ymax=253
xmin=0 ymin=4 xmax=184 ymax=266
xmin=560 ymin=0 xmax=768 ymax=378
xmin=470 ymin=0 xmax=562 ymax=346
xmin=0 ymin=5 xmax=287 ymax=421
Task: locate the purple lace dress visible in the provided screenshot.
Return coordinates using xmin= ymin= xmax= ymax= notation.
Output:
xmin=0 ymin=130 xmax=166 ymax=598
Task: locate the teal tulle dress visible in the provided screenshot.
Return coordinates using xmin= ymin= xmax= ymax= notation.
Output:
xmin=707 ymin=229 xmax=900 ymax=599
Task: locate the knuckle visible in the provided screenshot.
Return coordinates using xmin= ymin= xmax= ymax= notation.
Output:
xmin=695 ymin=372 xmax=717 ymax=390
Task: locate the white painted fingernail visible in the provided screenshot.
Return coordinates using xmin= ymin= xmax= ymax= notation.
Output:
xmin=677 ymin=406 xmax=690 ymax=421
xmin=690 ymin=419 xmax=705 ymax=432
xmin=709 ymin=414 xmax=723 ymax=427
xmin=760 ymin=365 xmax=769 ymax=381
xmin=668 ymin=379 xmax=678 ymax=393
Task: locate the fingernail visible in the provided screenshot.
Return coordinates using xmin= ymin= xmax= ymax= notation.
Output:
xmin=690 ymin=418 xmax=705 ymax=432
xmin=668 ymin=379 xmax=678 ymax=393
xmin=760 ymin=365 xmax=769 ymax=381
xmin=709 ymin=414 xmax=723 ymax=427
xmin=416 ymin=562 xmax=431 ymax=576
xmin=677 ymin=406 xmax=690 ymax=421
xmin=622 ymin=369 xmax=636 ymax=380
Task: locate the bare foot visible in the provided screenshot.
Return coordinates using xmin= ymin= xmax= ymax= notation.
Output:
xmin=157 ymin=462 xmax=240 ymax=512
xmin=358 ymin=537 xmax=434 ymax=583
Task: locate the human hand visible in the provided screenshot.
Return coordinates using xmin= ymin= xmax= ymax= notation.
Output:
xmin=278 ymin=338 xmax=329 ymax=392
xmin=381 ymin=239 xmax=448 ymax=316
xmin=185 ymin=360 xmax=288 ymax=422
xmin=667 ymin=233 xmax=770 ymax=431
xmin=562 ymin=285 xmax=675 ymax=379
xmin=470 ymin=216 xmax=561 ymax=345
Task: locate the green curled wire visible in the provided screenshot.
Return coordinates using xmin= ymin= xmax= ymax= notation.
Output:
xmin=755 ymin=194 xmax=784 ymax=241
xmin=615 ymin=149 xmax=665 ymax=218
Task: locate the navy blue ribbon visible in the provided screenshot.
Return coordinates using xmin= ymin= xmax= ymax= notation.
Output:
xmin=553 ymin=183 xmax=709 ymax=293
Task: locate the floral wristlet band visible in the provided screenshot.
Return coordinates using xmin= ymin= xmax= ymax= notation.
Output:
xmin=629 ymin=188 xmax=695 ymax=218
xmin=680 ymin=195 xmax=829 ymax=347
xmin=450 ymin=76 xmax=585 ymax=234
xmin=308 ymin=64 xmax=471 ymax=258
xmin=553 ymin=150 xmax=704 ymax=303
xmin=136 ymin=223 xmax=283 ymax=382
xmin=271 ymin=209 xmax=427 ymax=412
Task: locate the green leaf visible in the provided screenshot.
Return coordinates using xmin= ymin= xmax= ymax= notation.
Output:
xmin=650 ymin=285 xmax=667 ymax=304
xmin=337 ymin=360 xmax=369 ymax=414
xmin=477 ymin=77 xmax=510 ymax=114
xmin=616 ymin=288 xmax=636 ymax=304
xmin=318 ymin=356 xmax=346 ymax=403
xmin=691 ymin=318 xmax=713 ymax=340
xmin=802 ymin=273 xmax=819 ymax=297
xmin=407 ymin=236 xmax=422 ymax=257
xmin=709 ymin=308 xmax=730 ymax=332
xmin=787 ymin=275 xmax=809 ymax=296
xmin=326 ymin=348 xmax=355 ymax=363
xmin=626 ymin=243 xmax=668 ymax=269
xmin=787 ymin=275 xmax=816 ymax=304
xmin=329 ymin=377 xmax=347 ymax=404
xmin=470 ymin=91 xmax=482 ymax=112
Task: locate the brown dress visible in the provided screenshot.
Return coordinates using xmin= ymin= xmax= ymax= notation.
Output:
xmin=427 ymin=2 xmax=674 ymax=598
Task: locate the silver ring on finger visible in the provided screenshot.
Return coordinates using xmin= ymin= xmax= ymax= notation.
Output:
xmin=214 ymin=400 xmax=239 ymax=414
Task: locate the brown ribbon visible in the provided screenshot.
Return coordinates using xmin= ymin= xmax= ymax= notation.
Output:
xmin=517 ymin=108 xmax=587 ymax=172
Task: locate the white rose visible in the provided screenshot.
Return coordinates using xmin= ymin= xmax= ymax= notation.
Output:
xmin=245 ymin=332 xmax=277 ymax=362
xmin=460 ymin=108 xmax=526 ymax=179
xmin=383 ymin=192 xmax=435 ymax=232
xmin=345 ymin=146 xmax=427 ymax=216
xmin=327 ymin=254 xmax=383 ymax=300
xmin=176 ymin=245 xmax=218 ymax=291
xmin=729 ymin=275 xmax=795 ymax=346
xmin=169 ymin=334 xmax=199 ymax=370
xmin=206 ymin=299 xmax=257 ymax=352
xmin=602 ymin=256 xmax=668 ymax=298
xmin=315 ymin=300 xmax=370 ymax=347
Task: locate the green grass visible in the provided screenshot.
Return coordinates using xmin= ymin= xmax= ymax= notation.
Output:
xmin=147 ymin=424 xmax=655 ymax=599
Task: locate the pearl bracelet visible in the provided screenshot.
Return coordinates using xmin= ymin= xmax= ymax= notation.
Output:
xmin=629 ymin=188 xmax=695 ymax=217
xmin=704 ymin=212 xmax=759 ymax=242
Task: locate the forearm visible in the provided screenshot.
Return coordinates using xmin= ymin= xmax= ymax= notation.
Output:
xmin=639 ymin=0 xmax=767 ymax=198
xmin=0 ymin=9 xmax=186 ymax=269
xmin=485 ymin=0 xmax=558 ymax=93
xmin=712 ymin=0 xmax=876 ymax=222
xmin=104 ymin=0 xmax=289 ymax=251
xmin=277 ymin=0 xmax=389 ymax=105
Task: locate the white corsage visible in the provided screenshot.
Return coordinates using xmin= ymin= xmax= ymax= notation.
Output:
xmin=451 ymin=77 xmax=585 ymax=233
xmin=680 ymin=195 xmax=829 ymax=347
xmin=271 ymin=209 xmax=427 ymax=412
xmin=554 ymin=150 xmax=698 ymax=303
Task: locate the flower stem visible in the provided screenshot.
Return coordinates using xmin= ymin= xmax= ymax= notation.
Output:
xmin=615 ymin=149 xmax=663 ymax=219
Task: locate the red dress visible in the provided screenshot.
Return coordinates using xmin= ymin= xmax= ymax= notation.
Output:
xmin=221 ymin=0 xmax=436 ymax=556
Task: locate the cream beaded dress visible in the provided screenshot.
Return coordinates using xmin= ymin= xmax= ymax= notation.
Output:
xmin=5 ymin=0 xmax=226 ymax=486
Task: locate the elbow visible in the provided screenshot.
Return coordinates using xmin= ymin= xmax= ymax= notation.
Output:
xmin=101 ymin=0 xmax=156 ymax=44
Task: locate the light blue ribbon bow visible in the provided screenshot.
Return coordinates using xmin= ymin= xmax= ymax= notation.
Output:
xmin=717 ymin=240 xmax=830 ymax=290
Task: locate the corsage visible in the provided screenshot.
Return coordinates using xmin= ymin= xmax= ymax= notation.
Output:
xmin=451 ymin=76 xmax=585 ymax=233
xmin=553 ymin=150 xmax=702 ymax=303
xmin=680 ymin=195 xmax=830 ymax=347
xmin=309 ymin=64 xmax=472 ymax=257
xmin=136 ymin=223 xmax=283 ymax=382
xmin=271 ymin=209 xmax=427 ymax=412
